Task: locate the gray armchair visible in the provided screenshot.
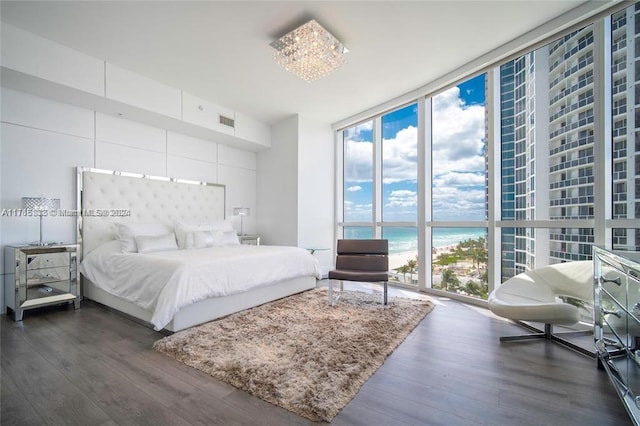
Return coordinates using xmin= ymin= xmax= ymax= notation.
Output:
xmin=328 ymin=239 xmax=389 ymax=305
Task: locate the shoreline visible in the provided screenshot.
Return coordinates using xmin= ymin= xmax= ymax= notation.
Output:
xmin=389 ymin=244 xmax=457 ymax=270
xmin=389 ymin=246 xmax=485 ymax=287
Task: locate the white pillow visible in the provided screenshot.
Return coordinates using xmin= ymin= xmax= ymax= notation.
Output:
xmin=135 ymin=233 xmax=178 ymax=254
xmin=174 ymin=220 xmax=234 ymax=249
xmin=114 ymin=223 xmax=172 ymax=253
xmin=185 ymin=231 xmax=215 ymax=249
xmin=184 ymin=229 xmax=240 ymax=249
xmin=218 ymin=229 xmax=240 ymax=246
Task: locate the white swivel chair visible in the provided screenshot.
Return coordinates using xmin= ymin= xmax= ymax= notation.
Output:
xmin=488 ymin=260 xmax=594 ymax=357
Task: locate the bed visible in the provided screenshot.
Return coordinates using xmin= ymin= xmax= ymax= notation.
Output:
xmin=77 ymin=167 xmax=320 ymax=332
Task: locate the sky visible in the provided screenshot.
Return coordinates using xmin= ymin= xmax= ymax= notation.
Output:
xmin=344 ymin=74 xmax=486 ymax=222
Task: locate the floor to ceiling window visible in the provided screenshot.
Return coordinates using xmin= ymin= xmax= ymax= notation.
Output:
xmin=499 ymin=24 xmax=595 ymax=282
xmin=340 ymin=105 xmax=419 ymax=286
xmin=431 ymin=74 xmax=488 ymax=297
xmin=336 ymin=3 xmax=640 ymax=302
xmin=382 ymin=104 xmax=418 ymax=284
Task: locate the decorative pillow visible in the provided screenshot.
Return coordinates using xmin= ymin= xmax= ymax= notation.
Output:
xmin=135 ymin=233 xmax=178 ymax=254
xmin=185 ymin=231 xmax=215 ymax=249
xmin=174 ymin=220 xmax=235 ymax=249
xmin=184 ymin=229 xmax=240 ymax=249
xmin=218 ymin=229 xmax=240 ymax=246
xmin=114 ymin=223 xmax=172 ymax=253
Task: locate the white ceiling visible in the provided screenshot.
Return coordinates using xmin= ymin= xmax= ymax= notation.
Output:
xmin=1 ymin=1 xmax=599 ymax=125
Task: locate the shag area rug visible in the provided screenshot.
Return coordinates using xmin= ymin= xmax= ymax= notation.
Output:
xmin=153 ymin=288 xmax=434 ymax=422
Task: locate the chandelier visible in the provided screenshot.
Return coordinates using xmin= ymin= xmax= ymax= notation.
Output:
xmin=270 ymin=19 xmax=348 ymax=82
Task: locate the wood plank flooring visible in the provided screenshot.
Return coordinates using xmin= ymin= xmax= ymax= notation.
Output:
xmin=0 ymin=283 xmax=632 ymax=425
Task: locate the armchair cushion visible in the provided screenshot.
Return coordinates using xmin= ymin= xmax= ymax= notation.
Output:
xmin=488 ymin=261 xmax=592 ymax=326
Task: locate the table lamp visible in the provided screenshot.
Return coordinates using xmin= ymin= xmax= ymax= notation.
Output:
xmin=233 ymin=207 xmax=250 ymax=236
xmin=22 ymin=196 xmax=60 ymax=246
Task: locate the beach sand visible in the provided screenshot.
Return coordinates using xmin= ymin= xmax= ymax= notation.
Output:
xmin=389 ymin=251 xmax=418 ymax=270
xmin=390 ymin=245 xmax=483 ymax=287
xmin=389 ymin=245 xmax=457 ymax=270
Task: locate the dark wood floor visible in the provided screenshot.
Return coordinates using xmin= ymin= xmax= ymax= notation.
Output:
xmin=0 ymin=284 xmax=632 ymax=426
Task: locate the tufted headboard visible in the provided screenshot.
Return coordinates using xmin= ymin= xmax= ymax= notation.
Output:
xmin=77 ymin=167 xmax=225 ymax=257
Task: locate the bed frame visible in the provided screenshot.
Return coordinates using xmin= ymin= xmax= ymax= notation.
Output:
xmin=77 ymin=167 xmax=316 ymax=332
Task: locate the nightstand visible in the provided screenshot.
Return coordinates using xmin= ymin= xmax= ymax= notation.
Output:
xmin=4 ymin=244 xmax=79 ymax=321
xmin=239 ymin=235 xmax=261 ymax=245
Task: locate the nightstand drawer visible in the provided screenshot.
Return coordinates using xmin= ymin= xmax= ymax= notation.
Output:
xmin=602 ymin=289 xmax=627 ymax=346
xmin=25 ymin=280 xmax=72 ymax=301
xmin=26 ymin=266 xmax=70 ymax=285
xmin=26 ymin=252 xmax=70 ymax=270
xmin=600 ymin=315 xmax=625 ymax=352
xmin=630 ymin=274 xmax=640 ymax=321
xmin=599 ymin=264 xmax=626 ymax=307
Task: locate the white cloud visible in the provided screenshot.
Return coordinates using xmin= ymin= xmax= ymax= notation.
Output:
xmin=431 ymin=86 xmax=486 ymax=220
xmin=382 ymin=126 xmax=418 ymax=184
xmin=344 ymin=125 xmax=418 ymax=184
xmin=433 ymin=171 xmax=485 ymax=187
xmin=344 ymin=201 xmax=373 ymax=221
xmin=343 ymin=121 xmax=373 ymax=142
xmin=346 ymin=185 xmax=362 ymax=192
xmin=386 ymin=189 xmax=417 ymax=208
xmin=344 ymin=139 xmax=373 ymax=183
xmin=432 ymin=187 xmax=486 ymax=221
xmin=357 ymin=121 xmax=373 ymax=131
xmin=344 ymin=85 xmax=487 ymax=221
xmin=432 ymin=86 xmax=485 ymax=177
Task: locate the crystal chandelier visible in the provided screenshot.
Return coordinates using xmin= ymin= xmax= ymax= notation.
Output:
xmin=270 ymin=19 xmax=348 ymax=82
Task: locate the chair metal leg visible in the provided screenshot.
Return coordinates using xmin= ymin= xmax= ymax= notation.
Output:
xmin=329 ymin=280 xmax=389 ymax=306
xmin=499 ymin=321 xmax=595 ymax=358
xmin=329 ymin=280 xmax=343 ymax=306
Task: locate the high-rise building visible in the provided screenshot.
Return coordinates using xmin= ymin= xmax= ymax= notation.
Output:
xmin=546 ymin=25 xmax=595 ymax=262
xmin=611 ymin=6 xmax=640 ymax=250
xmin=498 ymin=7 xmax=640 ymax=278
xmin=500 ymin=5 xmax=640 ymax=279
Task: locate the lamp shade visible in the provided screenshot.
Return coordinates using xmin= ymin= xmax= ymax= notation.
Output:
xmin=22 ymin=196 xmax=60 ymax=212
xmin=21 ymin=195 xmax=60 ymax=246
xmin=233 ymin=207 xmax=250 ymax=216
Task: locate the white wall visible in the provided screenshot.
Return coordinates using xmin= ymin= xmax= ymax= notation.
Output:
xmin=1 ymin=22 xmax=271 ymax=151
xmin=257 ymin=115 xmax=299 ymax=246
xmin=297 ymin=116 xmax=335 ymax=273
xmin=0 ymin=88 xmax=257 ymax=311
xmin=257 ymin=114 xmax=335 ymax=275
xmin=1 ymin=88 xmax=95 ymax=253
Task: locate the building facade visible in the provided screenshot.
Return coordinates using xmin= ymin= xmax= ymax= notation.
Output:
xmin=500 ymin=6 xmax=640 ymax=279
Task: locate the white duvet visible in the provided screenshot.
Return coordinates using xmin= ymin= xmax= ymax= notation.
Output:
xmin=80 ymin=241 xmax=321 ymax=330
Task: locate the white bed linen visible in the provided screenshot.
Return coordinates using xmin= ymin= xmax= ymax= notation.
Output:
xmin=80 ymin=241 xmax=321 ymax=330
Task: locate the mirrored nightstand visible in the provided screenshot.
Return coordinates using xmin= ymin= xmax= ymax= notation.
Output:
xmin=239 ymin=235 xmax=261 ymax=245
xmin=4 ymin=243 xmax=79 ymax=321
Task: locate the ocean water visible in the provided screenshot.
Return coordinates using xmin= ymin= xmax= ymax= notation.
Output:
xmin=344 ymin=227 xmax=487 ymax=254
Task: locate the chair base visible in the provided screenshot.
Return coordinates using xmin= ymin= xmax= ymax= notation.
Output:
xmin=500 ymin=321 xmax=595 ymax=358
xmin=329 ymin=280 xmax=388 ymax=306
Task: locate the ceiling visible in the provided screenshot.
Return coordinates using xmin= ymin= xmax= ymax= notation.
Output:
xmin=1 ymin=1 xmax=600 ymax=126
